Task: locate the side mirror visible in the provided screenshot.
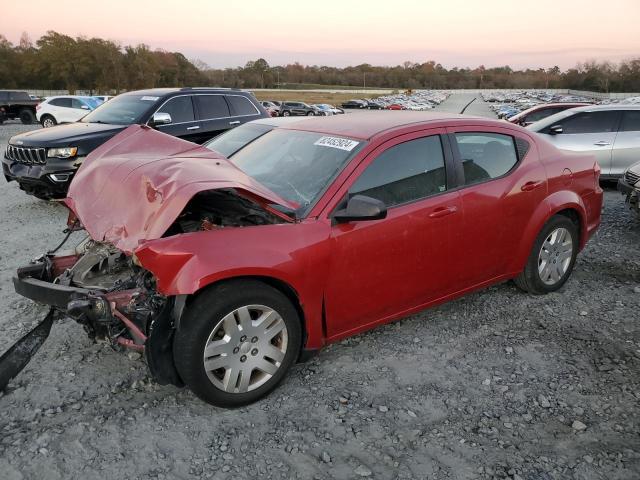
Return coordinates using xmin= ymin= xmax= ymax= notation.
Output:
xmin=150 ymin=112 xmax=172 ymax=126
xmin=333 ymin=195 xmax=387 ymax=223
xmin=549 ymin=124 xmax=563 ymax=135
xmin=80 ymin=105 xmax=90 ymax=110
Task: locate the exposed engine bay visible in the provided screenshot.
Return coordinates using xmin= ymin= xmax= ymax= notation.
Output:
xmin=164 ymin=189 xmax=286 ymax=235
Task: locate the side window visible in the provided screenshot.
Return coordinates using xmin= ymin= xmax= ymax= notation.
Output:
xmin=454 ymin=132 xmax=519 ymax=185
xmin=227 ymin=96 xmax=259 ymax=116
xmin=157 ymin=96 xmax=195 ymax=123
xmin=350 ymin=135 xmax=446 ymax=208
xmin=71 ymin=98 xmax=87 ymax=109
xmin=620 ymin=111 xmax=640 ymax=132
xmin=553 ymin=111 xmax=619 ymax=134
xmin=195 ymin=95 xmax=230 ymax=119
xmin=0 ymin=92 xmax=8 ymax=102
xmin=9 ymin=92 xmax=30 ymax=101
xmin=50 ymin=98 xmax=72 ymax=108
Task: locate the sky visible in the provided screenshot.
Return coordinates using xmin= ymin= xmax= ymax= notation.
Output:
xmin=2 ymin=0 xmax=639 ymax=70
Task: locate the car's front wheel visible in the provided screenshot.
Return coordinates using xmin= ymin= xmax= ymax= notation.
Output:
xmin=515 ymin=215 xmax=579 ymax=294
xmin=306 ymin=111 xmax=315 ymax=116
xmin=174 ymin=279 xmax=302 ymax=407
xmin=282 ymin=111 xmax=290 ymax=117
xmin=41 ymin=115 xmax=57 ymax=128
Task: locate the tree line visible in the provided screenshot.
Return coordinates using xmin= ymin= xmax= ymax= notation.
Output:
xmin=1 ymin=31 xmax=638 ymax=93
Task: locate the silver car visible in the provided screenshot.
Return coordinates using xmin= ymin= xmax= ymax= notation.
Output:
xmin=528 ymin=105 xmax=640 ymax=179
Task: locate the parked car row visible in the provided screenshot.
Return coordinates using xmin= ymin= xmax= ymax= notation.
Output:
xmin=261 ymin=100 xmax=344 ymax=117
xmin=482 ymin=90 xmax=593 ymax=121
xmin=2 ymin=109 xmax=603 ymax=409
xmin=341 ymin=90 xmax=450 ymax=111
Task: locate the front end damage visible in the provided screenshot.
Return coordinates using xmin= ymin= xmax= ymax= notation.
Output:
xmin=1 ymin=125 xmax=296 ymax=392
xmin=10 ymin=237 xmax=183 ymax=388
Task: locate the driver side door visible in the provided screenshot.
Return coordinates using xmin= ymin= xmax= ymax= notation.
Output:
xmin=323 ymin=129 xmax=464 ymax=339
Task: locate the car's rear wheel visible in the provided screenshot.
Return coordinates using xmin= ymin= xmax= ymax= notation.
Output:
xmin=41 ymin=115 xmax=56 ymax=128
xmin=174 ymin=279 xmax=302 ymax=407
xmin=19 ymin=109 xmax=35 ymax=124
xmin=515 ymin=215 xmax=579 ymax=294
xmin=282 ymin=111 xmax=290 ymax=117
xmin=306 ymin=111 xmax=315 ymax=116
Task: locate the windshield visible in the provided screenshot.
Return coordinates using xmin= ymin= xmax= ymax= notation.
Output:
xmin=203 ymin=123 xmax=273 ymax=158
xmin=81 ymin=94 xmax=156 ymax=125
xmin=230 ymin=129 xmax=365 ymax=212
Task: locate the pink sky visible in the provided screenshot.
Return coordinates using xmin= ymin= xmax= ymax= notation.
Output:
xmin=3 ymin=0 xmax=639 ymax=69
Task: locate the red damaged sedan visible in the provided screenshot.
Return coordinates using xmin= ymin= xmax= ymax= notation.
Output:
xmin=7 ymin=112 xmax=603 ymax=407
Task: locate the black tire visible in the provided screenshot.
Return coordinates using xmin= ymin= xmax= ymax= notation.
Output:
xmin=282 ymin=111 xmax=290 ymax=117
xmin=40 ymin=115 xmax=57 ymax=128
xmin=514 ymin=215 xmax=579 ymax=295
xmin=306 ymin=111 xmax=315 ymax=116
xmin=19 ymin=109 xmax=35 ymax=125
xmin=174 ymin=279 xmax=302 ymax=407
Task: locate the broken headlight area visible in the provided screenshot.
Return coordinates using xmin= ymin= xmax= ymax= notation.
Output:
xmin=12 ymin=237 xmax=182 ymax=387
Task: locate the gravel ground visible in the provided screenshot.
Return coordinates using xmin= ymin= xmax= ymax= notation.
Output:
xmin=1 ymin=108 xmax=640 ymax=480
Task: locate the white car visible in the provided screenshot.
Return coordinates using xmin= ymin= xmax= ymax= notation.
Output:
xmin=93 ymin=95 xmax=114 ymax=104
xmin=36 ymin=96 xmax=101 ymax=128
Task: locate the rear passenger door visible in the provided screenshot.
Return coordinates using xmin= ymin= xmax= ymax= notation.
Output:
xmin=611 ymin=110 xmax=640 ymax=177
xmin=193 ymin=94 xmax=232 ymax=143
xmin=154 ymin=95 xmax=200 ymax=142
xmin=448 ymin=128 xmax=546 ymax=287
xmin=226 ymin=95 xmax=262 ymax=126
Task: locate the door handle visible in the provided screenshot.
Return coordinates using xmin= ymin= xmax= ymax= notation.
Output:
xmin=428 ymin=206 xmax=458 ymax=218
xmin=186 ymin=126 xmax=200 ymax=130
xmin=593 ymin=141 xmax=610 ymax=146
xmin=521 ymin=180 xmax=543 ymax=192
xmin=229 ymin=120 xmax=241 ymax=125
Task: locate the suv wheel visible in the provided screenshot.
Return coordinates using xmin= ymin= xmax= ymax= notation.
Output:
xmin=19 ymin=109 xmax=35 ymax=124
xmin=174 ymin=279 xmax=302 ymax=407
xmin=515 ymin=215 xmax=579 ymax=294
xmin=41 ymin=115 xmax=57 ymax=128
xmin=282 ymin=111 xmax=291 ymax=117
xmin=306 ymin=111 xmax=315 ymax=116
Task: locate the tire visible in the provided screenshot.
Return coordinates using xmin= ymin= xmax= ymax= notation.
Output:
xmin=40 ymin=115 xmax=57 ymax=128
xmin=174 ymin=279 xmax=302 ymax=407
xmin=282 ymin=111 xmax=290 ymax=117
xmin=514 ymin=215 xmax=579 ymax=295
xmin=19 ymin=109 xmax=35 ymax=124
xmin=306 ymin=111 xmax=315 ymax=116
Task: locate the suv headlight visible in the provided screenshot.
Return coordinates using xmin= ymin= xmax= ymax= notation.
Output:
xmin=47 ymin=147 xmax=78 ymax=158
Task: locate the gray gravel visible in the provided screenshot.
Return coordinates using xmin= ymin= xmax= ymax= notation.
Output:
xmin=1 ymin=107 xmax=640 ymax=480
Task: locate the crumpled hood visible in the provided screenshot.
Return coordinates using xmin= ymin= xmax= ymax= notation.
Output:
xmin=65 ymin=125 xmax=296 ymax=253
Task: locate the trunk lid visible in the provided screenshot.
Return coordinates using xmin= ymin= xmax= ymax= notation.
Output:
xmin=65 ymin=125 xmax=297 ymax=253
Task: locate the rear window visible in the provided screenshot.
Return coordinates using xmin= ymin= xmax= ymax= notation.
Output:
xmin=454 ymin=132 xmax=519 ymax=185
xmin=227 ymin=96 xmax=259 ymax=116
xmin=195 ymin=95 xmax=230 ymax=119
xmin=620 ymin=111 xmax=640 ymax=132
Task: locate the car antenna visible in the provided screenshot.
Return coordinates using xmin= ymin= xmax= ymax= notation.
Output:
xmin=460 ymin=97 xmax=476 ymax=114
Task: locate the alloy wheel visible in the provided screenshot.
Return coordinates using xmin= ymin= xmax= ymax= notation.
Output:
xmin=202 ymin=305 xmax=288 ymax=394
xmin=43 ymin=118 xmax=55 ymax=128
xmin=538 ymin=227 xmax=573 ymax=285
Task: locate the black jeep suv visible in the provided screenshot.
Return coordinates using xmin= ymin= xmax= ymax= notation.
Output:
xmin=3 ymin=88 xmax=268 ymax=199
xmin=279 ymin=102 xmax=320 ymax=117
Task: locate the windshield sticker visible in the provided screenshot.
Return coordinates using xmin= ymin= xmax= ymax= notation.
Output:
xmin=140 ymin=96 xmax=160 ymax=101
xmin=314 ymin=136 xmax=360 ymax=151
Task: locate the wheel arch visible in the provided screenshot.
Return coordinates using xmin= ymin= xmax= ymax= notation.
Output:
xmin=508 ymin=190 xmax=587 ymax=275
xmin=179 ymin=274 xmax=311 ymax=360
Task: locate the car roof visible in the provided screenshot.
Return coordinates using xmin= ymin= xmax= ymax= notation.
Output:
xmin=570 ymin=104 xmax=640 ymax=113
xmin=279 ymin=111 xmax=490 ymax=140
xmin=122 ymin=88 xmax=247 ymax=97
